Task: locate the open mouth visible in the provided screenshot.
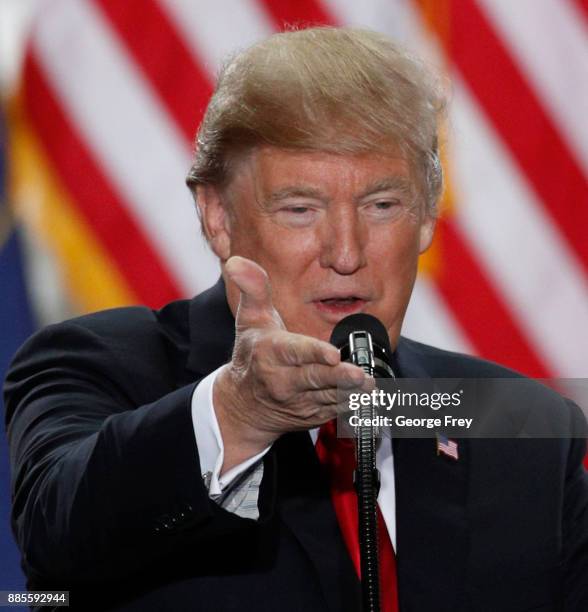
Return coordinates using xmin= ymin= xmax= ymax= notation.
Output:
xmin=320 ymin=297 xmax=362 ymax=306
xmin=314 ymin=296 xmax=367 ymax=316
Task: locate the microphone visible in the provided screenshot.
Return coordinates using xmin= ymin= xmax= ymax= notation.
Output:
xmin=329 ymin=313 xmax=395 ymax=379
xmin=329 ymin=313 xmax=395 ymax=612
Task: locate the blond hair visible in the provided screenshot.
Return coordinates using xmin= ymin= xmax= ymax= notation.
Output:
xmin=186 ymin=27 xmax=447 ymax=215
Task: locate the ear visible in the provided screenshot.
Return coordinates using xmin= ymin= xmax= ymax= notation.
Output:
xmin=419 ymin=214 xmax=437 ymax=254
xmin=195 ymin=184 xmax=232 ymax=261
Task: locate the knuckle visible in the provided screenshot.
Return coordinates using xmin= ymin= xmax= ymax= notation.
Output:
xmin=300 ymin=404 xmax=321 ymax=421
xmin=269 ymin=332 xmax=283 ymax=350
xmin=251 ymin=354 xmax=272 ymax=384
xmin=304 ymin=366 xmax=321 ymax=390
xmin=318 ymin=388 xmax=337 ymax=404
xmin=271 ymin=333 xmax=296 ymax=364
xmin=265 ymin=373 xmax=289 ymax=402
xmin=273 ymin=383 xmax=292 ymax=403
xmin=283 ymin=336 xmax=299 ymax=364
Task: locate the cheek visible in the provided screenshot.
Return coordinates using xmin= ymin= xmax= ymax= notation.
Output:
xmin=370 ymin=222 xmax=421 ymax=269
xmin=264 ymin=240 xmax=319 ymax=301
xmin=230 ymin=224 xmax=320 ymax=321
xmin=251 ymin=227 xmax=320 ymax=275
xmin=368 ymin=226 xmax=421 ymax=306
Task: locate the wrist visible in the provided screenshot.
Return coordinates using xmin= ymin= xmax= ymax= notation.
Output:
xmin=213 ymin=366 xmax=275 ymax=471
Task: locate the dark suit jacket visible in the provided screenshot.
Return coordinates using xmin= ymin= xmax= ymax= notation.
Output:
xmin=4 ymin=280 xmax=588 ymax=611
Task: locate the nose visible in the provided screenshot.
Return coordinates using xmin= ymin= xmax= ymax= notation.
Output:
xmin=319 ymin=206 xmax=367 ymax=274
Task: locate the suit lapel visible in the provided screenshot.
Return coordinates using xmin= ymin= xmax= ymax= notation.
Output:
xmin=186 ymin=278 xmax=236 ymax=377
xmin=393 ymin=339 xmax=470 ymax=609
xmin=393 ymin=437 xmax=470 ymax=609
xmin=274 ymin=432 xmax=362 ymax=612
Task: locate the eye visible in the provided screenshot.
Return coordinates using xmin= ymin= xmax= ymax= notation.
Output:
xmin=363 ymin=198 xmax=404 ymax=219
xmin=274 ymin=204 xmax=319 ymax=227
xmin=286 ymin=206 xmax=311 ymax=214
xmin=374 ymin=201 xmax=396 ymax=210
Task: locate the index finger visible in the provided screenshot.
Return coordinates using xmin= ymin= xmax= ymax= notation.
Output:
xmin=275 ymin=332 xmax=341 ymax=367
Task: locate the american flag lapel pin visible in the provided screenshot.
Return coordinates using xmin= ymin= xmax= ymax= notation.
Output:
xmin=436 ymin=433 xmax=459 ymax=461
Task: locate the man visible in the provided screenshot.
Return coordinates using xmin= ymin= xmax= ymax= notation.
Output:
xmin=4 ymin=27 xmax=588 ymax=611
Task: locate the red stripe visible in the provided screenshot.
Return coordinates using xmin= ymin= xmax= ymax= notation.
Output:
xmin=434 ymin=219 xmax=552 ymax=378
xmin=572 ymin=0 xmax=588 ymax=20
xmin=449 ymin=0 xmax=588 ymax=275
xmin=94 ymin=0 xmax=213 ymax=143
xmin=257 ymin=0 xmax=336 ymax=29
xmin=23 ymin=51 xmax=182 ymax=307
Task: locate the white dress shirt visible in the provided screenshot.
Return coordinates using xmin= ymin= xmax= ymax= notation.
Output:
xmin=191 ymin=366 xmax=397 ymax=550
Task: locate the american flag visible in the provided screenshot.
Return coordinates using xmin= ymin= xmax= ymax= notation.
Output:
xmin=8 ymin=1 xmax=588 ymax=380
xmin=436 ymin=434 xmax=459 ymax=461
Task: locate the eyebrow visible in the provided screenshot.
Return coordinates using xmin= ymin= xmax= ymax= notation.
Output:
xmin=266 ymin=186 xmax=325 ymax=204
xmin=356 ymin=177 xmax=414 ymax=200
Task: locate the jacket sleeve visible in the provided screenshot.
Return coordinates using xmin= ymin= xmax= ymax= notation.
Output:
xmin=3 ymin=319 xmax=274 ymax=586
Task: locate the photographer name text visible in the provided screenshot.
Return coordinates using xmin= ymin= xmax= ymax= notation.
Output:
xmin=348 ymin=414 xmax=473 ymax=429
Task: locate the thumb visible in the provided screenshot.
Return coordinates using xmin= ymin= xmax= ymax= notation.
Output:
xmin=225 ymin=256 xmax=284 ymax=331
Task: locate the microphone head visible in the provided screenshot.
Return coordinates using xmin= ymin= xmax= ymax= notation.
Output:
xmin=330 ymin=314 xmax=395 ymax=378
xmin=329 ymin=313 xmax=392 ymax=354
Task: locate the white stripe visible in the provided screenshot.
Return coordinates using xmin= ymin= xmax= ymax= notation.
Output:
xmin=403 ymin=276 xmax=474 ymax=354
xmin=159 ymin=0 xmax=274 ymax=79
xmin=451 ymin=77 xmax=588 ymax=377
xmin=321 ymin=0 xmax=441 ymax=61
xmin=321 ymin=0 xmax=416 ymax=44
xmin=32 ymin=0 xmax=219 ymax=295
xmin=477 ymin=0 xmax=588 ymax=177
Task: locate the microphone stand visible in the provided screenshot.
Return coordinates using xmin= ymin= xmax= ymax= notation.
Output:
xmin=347 ymin=331 xmax=395 ymax=612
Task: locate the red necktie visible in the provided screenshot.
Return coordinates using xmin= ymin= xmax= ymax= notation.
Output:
xmin=316 ymin=419 xmax=398 ymax=612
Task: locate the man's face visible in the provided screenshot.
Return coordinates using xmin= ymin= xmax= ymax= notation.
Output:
xmin=212 ymin=146 xmax=435 ymax=346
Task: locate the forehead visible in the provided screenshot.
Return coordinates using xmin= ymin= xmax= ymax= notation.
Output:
xmin=230 ymin=146 xmax=414 ymax=199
